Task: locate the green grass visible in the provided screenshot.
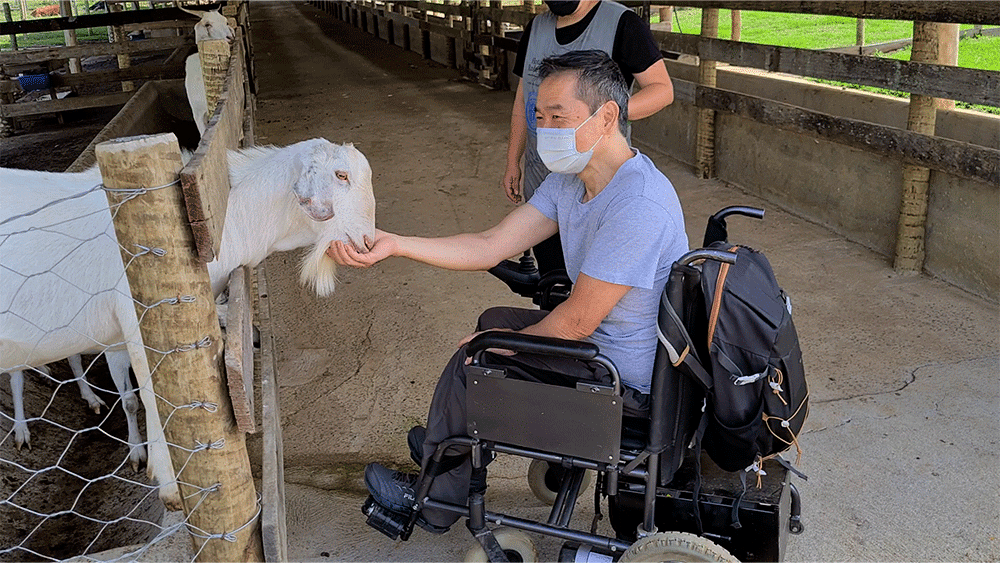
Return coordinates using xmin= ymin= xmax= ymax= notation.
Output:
xmin=654 ymin=8 xmax=923 ymax=49
xmin=1 ymin=0 xmax=110 ymax=50
xmin=650 ymin=8 xmax=998 ymax=114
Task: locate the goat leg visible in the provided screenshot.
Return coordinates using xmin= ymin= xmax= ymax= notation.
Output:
xmin=9 ymin=370 xmax=30 ymax=450
xmin=106 ymin=350 xmax=146 ymax=472
xmin=69 ymin=354 xmax=107 ymax=415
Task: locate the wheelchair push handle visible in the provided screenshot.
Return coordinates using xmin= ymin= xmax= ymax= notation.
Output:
xmin=466 ymin=331 xmax=622 ymax=396
xmin=675 ymin=248 xmax=739 ymax=267
xmin=712 ymin=205 xmax=764 ymax=222
xmin=703 ymin=205 xmax=764 ymax=247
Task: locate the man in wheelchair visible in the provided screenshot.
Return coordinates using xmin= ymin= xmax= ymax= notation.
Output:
xmin=327 ymin=48 xmax=690 ymax=536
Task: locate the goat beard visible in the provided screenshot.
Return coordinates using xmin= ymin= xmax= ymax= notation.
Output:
xmin=299 ymin=242 xmax=338 ymax=297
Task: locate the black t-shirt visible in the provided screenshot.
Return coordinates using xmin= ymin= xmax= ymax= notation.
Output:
xmin=513 ymin=3 xmax=663 ymax=87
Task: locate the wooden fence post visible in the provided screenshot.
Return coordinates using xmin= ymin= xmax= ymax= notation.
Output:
xmin=59 ymin=1 xmax=81 ymax=74
xmin=731 ymin=9 xmax=741 ymax=41
xmin=109 ymin=2 xmax=134 ymax=92
xmin=894 ymin=21 xmax=939 ymax=273
xmin=96 ymin=133 xmax=263 ymax=563
xmin=199 ymin=38 xmax=232 ymax=117
xmin=3 ymin=3 xmax=17 ymax=50
xmin=856 ymin=18 xmax=865 ymax=54
xmin=936 ymin=23 xmax=960 ymax=110
xmin=695 ymin=8 xmax=719 ymax=179
xmin=658 ymin=6 xmax=672 ymax=32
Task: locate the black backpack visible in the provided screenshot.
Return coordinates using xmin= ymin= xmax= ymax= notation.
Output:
xmin=697 ymin=242 xmax=809 ymax=474
xmin=656 ymin=207 xmax=809 ymax=528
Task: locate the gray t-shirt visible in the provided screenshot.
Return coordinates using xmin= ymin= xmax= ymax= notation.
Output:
xmin=528 ymin=150 xmax=688 ymax=393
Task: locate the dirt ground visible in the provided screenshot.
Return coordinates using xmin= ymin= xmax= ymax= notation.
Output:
xmin=249 ymin=3 xmax=998 ymax=563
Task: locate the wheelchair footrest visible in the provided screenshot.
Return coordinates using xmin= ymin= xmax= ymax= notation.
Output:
xmin=362 ymin=495 xmax=409 ymax=540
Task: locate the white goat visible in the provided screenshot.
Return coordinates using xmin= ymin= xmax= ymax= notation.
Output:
xmin=1 ymin=138 xmax=375 ymax=509
xmin=182 ymin=7 xmax=234 ymax=136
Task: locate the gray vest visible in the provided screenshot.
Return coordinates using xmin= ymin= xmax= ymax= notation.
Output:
xmin=521 ymin=1 xmax=630 ymax=199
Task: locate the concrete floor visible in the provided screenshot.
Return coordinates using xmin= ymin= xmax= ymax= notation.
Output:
xmin=247 ymin=3 xmax=999 ymax=561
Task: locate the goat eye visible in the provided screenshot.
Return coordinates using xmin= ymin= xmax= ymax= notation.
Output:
xmin=335 ymin=171 xmax=349 ymax=182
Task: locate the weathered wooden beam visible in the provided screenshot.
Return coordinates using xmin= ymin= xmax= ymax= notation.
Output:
xmin=653 ymin=32 xmax=1000 ymax=107
xmin=224 ymin=266 xmax=255 ymax=434
xmin=180 ymin=38 xmax=246 ymax=262
xmin=1 ymin=60 xmax=186 ymax=94
xmin=0 ymin=5 xmax=211 ymax=35
xmin=654 ymin=1 xmax=1000 ymax=25
xmin=0 ymin=35 xmax=189 ymax=65
xmin=419 ymin=18 xmax=467 ymax=40
xmin=257 ymin=265 xmax=287 ymax=563
xmin=0 ymin=90 xmax=133 ymax=118
xmin=696 ymin=85 xmax=999 ymax=185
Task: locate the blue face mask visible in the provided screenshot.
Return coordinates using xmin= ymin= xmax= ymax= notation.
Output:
xmin=536 ymin=106 xmax=603 ymax=174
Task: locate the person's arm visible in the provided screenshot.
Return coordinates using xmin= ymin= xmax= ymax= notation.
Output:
xmin=503 ymin=81 xmax=528 ymax=203
xmin=457 ymin=272 xmax=631 ymax=350
xmin=327 ymin=202 xmax=558 ymax=271
xmin=614 ymin=11 xmax=674 ymax=120
xmin=520 ymin=273 xmax=631 ymax=340
xmin=628 ymin=59 xmax=674 ymax=120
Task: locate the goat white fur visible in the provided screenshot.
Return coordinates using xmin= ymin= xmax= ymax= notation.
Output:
xmin=1 ymin=138 xmax=375 ymax=509
xmin=183 ymin=8 xmax=234 ymax=136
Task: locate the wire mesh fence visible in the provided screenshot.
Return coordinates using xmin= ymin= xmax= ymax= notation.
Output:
xmin=1 ymin=149 xmax=260 ymax=561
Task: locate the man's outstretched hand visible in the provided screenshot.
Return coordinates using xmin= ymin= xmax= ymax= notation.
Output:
xmin=326 ymin=229 xmax=396 ymax=268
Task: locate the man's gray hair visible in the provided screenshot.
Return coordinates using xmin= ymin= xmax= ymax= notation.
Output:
xmin=534 ymin=50 xmax=630 ymax=135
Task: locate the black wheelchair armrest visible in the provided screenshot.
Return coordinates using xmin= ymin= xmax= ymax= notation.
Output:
xmin=466 ymin=331 xmax=599 ymax=361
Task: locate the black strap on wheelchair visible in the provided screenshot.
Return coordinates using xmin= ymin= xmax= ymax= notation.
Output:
xmin=691 ymin=408 xmax=710 ymax=536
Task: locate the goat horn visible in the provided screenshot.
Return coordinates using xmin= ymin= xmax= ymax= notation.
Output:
xmin=175 ymin=2 xmax=203 ymax=17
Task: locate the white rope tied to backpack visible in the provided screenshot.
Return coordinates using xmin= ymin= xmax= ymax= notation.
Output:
xmin=746 ymin=458 xmax=767 ymax=488
xmin=733 ymin=370 xmax=767 ymax=386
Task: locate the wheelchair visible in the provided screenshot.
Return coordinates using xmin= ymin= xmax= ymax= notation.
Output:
xmin=362 ymin=206 xmax=805 ymax=562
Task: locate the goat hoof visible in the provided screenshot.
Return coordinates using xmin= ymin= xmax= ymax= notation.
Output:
xmin=160 ymin=488 xmax=184 ymax=512
xmin=129 ymin=446 xmax=148 ymax=473
xmin=14 ymin=425 xmax=30 ymax=451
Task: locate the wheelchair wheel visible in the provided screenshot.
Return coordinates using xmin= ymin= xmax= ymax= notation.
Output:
xmin=526 ymin=459 xmax=593 ymax=505
xmin=463 ymin=527 xmax=537 ymax=563
xmin=618 ymin=532 xmax=738 ymax=563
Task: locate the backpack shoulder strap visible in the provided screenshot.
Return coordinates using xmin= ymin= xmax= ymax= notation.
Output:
xmin=705 ymin=245 xmax=739 ymax=348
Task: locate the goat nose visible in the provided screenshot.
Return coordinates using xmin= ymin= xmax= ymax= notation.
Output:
xmin=308 ymin=207 xmax=335 ymax=222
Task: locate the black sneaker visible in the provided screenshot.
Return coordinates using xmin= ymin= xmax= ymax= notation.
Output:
xmin=364 ymin=462 xmax=451 ymax=536
xmin=364 ymin=463 xmax=417 ymax=513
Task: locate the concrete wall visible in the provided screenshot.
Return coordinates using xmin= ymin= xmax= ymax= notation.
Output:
xmin=631 ymin=60 xmax=999 ymax=300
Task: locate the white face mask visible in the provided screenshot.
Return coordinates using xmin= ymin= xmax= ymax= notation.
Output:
xmin=536 ymin=105 xmax=603 ymax=174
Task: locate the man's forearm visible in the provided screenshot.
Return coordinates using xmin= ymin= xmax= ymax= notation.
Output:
xmin=393 ymin=232 xmax=502 ymax=272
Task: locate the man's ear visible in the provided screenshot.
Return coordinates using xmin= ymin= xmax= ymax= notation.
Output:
xmin=603 ymin=101 xmax=620 ymax=132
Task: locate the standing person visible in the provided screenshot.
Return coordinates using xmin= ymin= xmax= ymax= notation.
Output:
xmin=328 ymin=51 xmax=688 ymax=534
xmin=502 ymin=0 xmax=675 ymax=276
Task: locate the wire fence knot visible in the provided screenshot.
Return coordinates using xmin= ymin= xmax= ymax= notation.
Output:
xmin=193 ymin=438 xmax=226 ymax=452
xmin=184 ymin=401 xmax=220 ymax=413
